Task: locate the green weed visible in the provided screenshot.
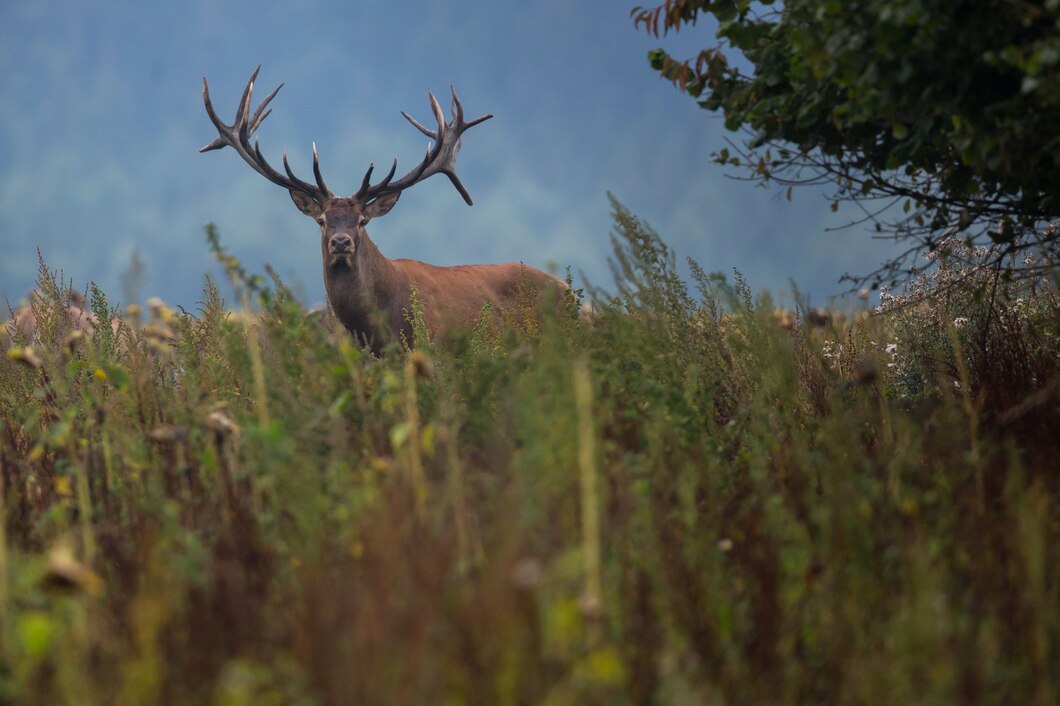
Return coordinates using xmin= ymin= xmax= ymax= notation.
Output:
xmin=0 ymin=206 xmax=1056 ymax=705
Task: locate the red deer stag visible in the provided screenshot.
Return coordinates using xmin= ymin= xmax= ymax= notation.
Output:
xmin=201 ymin=66 xmax=567 ymax=354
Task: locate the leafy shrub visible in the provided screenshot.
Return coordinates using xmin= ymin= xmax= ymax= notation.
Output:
xmin=876 ymin=235 xmax=1060 ymax=447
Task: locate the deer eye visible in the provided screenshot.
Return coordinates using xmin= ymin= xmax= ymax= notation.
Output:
xmin=316 ymin=217 xmax=325 ymax=226
xmin=359 ymin=217 xmax=368 ymax=227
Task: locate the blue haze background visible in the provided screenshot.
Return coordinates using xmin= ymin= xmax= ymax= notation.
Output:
xmin=0 ymin=1 xmax=897 ymax=311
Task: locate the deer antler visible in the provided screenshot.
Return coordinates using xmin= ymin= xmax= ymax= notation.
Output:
xmin=354 ymin=87 xmax=493 ymax=206
xmin=201 ymin=65 xmax=333 ymax=203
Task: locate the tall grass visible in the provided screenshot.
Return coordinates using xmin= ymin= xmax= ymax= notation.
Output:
xmin=0 ymin=202 xmax=1057 ymax=705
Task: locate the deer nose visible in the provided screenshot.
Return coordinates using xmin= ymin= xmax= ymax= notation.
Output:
xmin=329 ymin=233 xmax=353 ymax=254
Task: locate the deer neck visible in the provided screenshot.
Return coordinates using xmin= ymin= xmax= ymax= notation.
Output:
xmin=323 ymin=235 xmax=411 ymax=352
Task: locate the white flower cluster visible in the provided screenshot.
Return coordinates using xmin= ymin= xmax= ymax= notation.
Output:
xmin=885 ymin=342 xmax=899 ymax=368
xmin=821 ymin=338 xmax=843 ymax=371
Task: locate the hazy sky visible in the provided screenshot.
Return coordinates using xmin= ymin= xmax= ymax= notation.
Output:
xmin=0 ymin=1 xmax=900 ymax=311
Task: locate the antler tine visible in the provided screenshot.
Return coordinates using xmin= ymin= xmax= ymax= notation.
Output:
xmin=428 ymin=90 xmax=447 ymax=138
xmin=311 ymin=142 xmax=331 ymax=196
xmin=200 ymin=77 xmax=230 ymax=153
xmin=358 ymin=162 xmax=376 ymax=198
xmin=280 ymin=148 xmax=324 ymax=195
xmin=354 ymin=86 xmax=491 ymax=207
xmin=402 ymin=110 xmax=437 ymax=139
xmin=378 ymin=158 xmax=398 ymax=189
xmin=199 ymin=65 xmax=333 ymax=203
xmin=355 ymin=158 xmax=400 ymax=202
xmin=233 ymin=66 xmax=258 ymax=132
xmin=452 ymin=86 xmax=493 ymax=131
xmin=249 ymin=83 xmax=283 ymax=134
xmin=445 ymin=172 xmax=474 ymax=206
xmin=462 ymin=111 xmax=494 ymax=131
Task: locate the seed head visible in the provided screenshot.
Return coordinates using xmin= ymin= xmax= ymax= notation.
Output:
xmin=7 ymin=346 xmax=43 ymax=369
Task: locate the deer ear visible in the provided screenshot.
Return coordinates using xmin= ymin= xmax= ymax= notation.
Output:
xmin=289 ymin=190 xmax=324 ymax=218
xmin=364 ymin=192 xmax=400 ymax=219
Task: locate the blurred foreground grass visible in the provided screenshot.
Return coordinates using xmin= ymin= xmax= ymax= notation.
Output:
xmin=1 ymin=201 xmax=1058 ymax=705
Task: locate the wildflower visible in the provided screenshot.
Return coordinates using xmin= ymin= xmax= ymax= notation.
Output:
xmin=43 ymin=543 xmax=103 ymax=596
xmin=821 ymin=340 xmax=841 ymax=370
xmin=885 ymin=343 xmax=899 ymax=370
xmin=953 ymin=317 xmax=969 ymax=330
xmin=7 ymin=346 xmax=42 ymax=369
xmin=27 ymin=444 xmax=45 ymax=462
xmin=146 ymin=296 xmax=176 ymax=324
xmin=93 ymin=368 xmax=107 ymax=382
xmin=64 ymin=329 xmax=85 ymax=353
xmin=143 ymin=323 xmax=177 ymax=341
xmin=205 ymin=407 xmax=241 ymax=438
xmin=143 ymin=323 xmax=178 ymax=357
xmin=54 ymin=476 xmax=73 ymax=497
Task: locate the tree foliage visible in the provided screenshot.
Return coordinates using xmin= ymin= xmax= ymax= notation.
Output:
xmin=632 ymin=0 xmax=1060 ymax=287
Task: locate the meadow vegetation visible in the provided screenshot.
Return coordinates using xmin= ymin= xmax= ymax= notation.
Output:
xmin=1 ymin=200 xmax=1057 ymax=705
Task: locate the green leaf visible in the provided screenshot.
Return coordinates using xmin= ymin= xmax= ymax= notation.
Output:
xmin=648 ymin=48 xmax=667 ymax=70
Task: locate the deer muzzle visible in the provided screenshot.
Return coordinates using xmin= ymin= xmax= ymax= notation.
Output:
xmin=329 ymin=233 xmax=354 ymax=255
